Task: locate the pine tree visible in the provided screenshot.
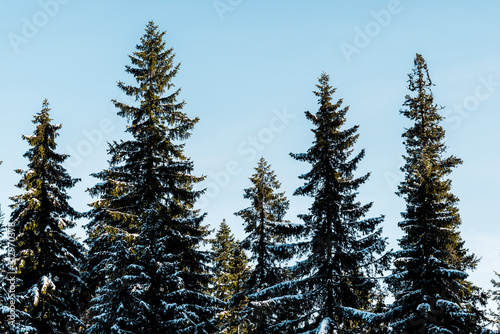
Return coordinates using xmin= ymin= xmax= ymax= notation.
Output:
xmin=8 ymin=100 xmax=84 ymax=333
xmin=210 ymin=220 xmax=250 ymax=334
xmin=234 ymin=157 xmax=301 ymax=332
xmin=269 ymin=73 xmax=389 ymax=333
xmin=385 ymin=54 xmax=487 ymax=333
xmin=84 ymin=21 xmax=218 ymax=333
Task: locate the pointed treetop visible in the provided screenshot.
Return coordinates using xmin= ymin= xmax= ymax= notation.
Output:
xmin=37 ymin=99 xmax=51 ymax=118
xmin=23 ymin=99 xmax=62 ymax=150
xmin=214 ymin=219 xmax=236 ymax=247
xmin=406 ymin=53 xmax=434 ymax=98
xmin=410 ymin=53 xmax=432 ymax=85
xmin=314 ymin=72 xmax=336 ymax=106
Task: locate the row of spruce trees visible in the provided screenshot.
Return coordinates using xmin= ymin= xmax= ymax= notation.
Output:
xmin=0 ymin=21 xmax=499 ymax=334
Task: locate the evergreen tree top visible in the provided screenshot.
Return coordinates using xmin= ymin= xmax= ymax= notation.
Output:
xmin=22 ymin=100 xmax=64 ymax=165
xmin=312 ymin=72 xmax=349 ymax=120
xmin=314 ymin=72 xmax=337 ymax=109
xmin=212 ymin=219 xmax=237 ymax=255
xmin=292 ymin=73 xmax=366 ymax=201
xmin=398 ymin=53 xmax=462 ymax=199
xmin=96 ymin=20 xmax=203 ymax=211
xmin=241 ymin=157 xmax=289 ymax=223
xmin=11 ymin=99 xmax=80 ymax=222
xmin=115 ymin=20 xmax=193 ymax=143
xmin=236 ymin=157 xmax=292 ymax=244
xmin=400 ymin=53 xmax=449 ymax=156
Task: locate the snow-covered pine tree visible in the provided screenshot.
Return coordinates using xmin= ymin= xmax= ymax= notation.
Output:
xmin=8 ymin=100 xmax=84 ymax=333
xmin=385 ymin=54 xmax=488 ymax=333
xmin=269 ymin=73 xmax=389 ymax=333
xmin=210 ymin=220 xmax=250 ymax=334
xmin=84 ymin=21 xmax=218 ymax=333
xmin=234 ymin=157 xmax=301 ymax=332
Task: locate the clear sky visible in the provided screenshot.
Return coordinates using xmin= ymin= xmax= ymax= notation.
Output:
xmin=1 ymin=0 xmax=499 ymax=298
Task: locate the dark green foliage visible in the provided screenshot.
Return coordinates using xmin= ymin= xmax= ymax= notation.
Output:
xmin=234 ymin=157 xmax=301 ymax=332
xmin=385 ymin=54 xmax=488 ymax=333
xmin=8 ymin=101 xmax=84 ymax=333
xmin=210 ymin=220 xmax=250 ymax=333
xmin=84 ymin=21 xmax=218 ymax=333
xmin=271 ymin=73 xmax=389 ymax=333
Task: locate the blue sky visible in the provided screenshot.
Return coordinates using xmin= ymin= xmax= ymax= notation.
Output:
xmin=1 ymin=0 xmax=499 ymax=296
